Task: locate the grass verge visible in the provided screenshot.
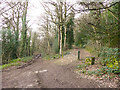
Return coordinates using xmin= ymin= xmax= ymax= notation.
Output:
xmin=0 ymin=56 xmax=33 ymax=69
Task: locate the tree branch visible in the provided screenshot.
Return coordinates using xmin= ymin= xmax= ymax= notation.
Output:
xmin=74 ymin=2 xmax=118 ymax=13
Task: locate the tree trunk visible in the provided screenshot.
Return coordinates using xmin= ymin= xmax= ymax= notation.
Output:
xmin=60 ymin=26 xmax=62 ymax=55
xmin=59 ymin=2 xmax=63 ymax=55
xmin=64 ymin=1 xmax=67 ymax=50
xmin=58 ymin=25 xmax=60 ymax=49
xmin=21 ymin=1 xmax=28 ymax=57
xmin=64 ymin=26 xmax=67 ymax=49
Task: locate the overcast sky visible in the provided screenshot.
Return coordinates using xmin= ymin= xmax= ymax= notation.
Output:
xmin=27 ymin=0 xmax=78 ymax=32
xmin=27 ymin=0 xmax=43 ymax=32
xmin=0 ymin=0 xmax=78 ymax=32
xmin=26 ymin=0 xmax=119 ymax=32
xmin=1 ymin=0 xmax=118 ymax=32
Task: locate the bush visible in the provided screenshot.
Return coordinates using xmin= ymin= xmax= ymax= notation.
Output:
xmin=98 ymin=47 xmax=120 ymax=74
xmin=85 ymin=57 xmax=91 ymax=65
xmin=85 ymin=57 xmax=95 ymax=65
xmin=99 ymin=47 xmax=119 ymax=73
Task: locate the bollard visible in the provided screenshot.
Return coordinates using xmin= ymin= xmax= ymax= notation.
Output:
xmin=78 ymin=51 xmax=80 ymax=60
xmin=91 ymin=57 xmax=95 ymax=65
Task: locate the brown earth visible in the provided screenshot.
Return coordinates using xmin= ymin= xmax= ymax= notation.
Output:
xmin=2 ymin=49 xmax=102 ymax=88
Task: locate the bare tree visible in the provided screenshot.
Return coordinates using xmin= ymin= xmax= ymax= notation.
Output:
xmin=41 ymin=0 xmax=75 ymax=55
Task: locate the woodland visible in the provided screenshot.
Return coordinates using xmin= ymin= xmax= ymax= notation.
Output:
xmin=0 ymin=0 xmax=120 ymax=88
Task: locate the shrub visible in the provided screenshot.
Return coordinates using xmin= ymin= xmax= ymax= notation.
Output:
xmin=85 ymin=57 xmax=95 ymax=65
xmin=95 ymin=66 xmax=120 ymax=76
xmin=85 ymin=57 xmax=91 ymax=65
xmin=99 ymin=47 xmax=119 ymax=74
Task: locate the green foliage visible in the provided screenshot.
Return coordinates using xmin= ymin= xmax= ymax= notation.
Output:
xmin=0 ymin=62 xmax=21 ymax=69
xmin=85 ymin=41 xmax=100 ymax=56
xmin=9 ymin=58 xmax=21 ymax=63
xmin=85 ymin=58 xmax=91 ymax=65
xmin=75 ymin=3 xmax=119 ymax=54
xmin=76 ymin=64 xmax=88 ymax=69
xmin=2 ymin=28 xmax=33 ymax=64
xmin=20 ymin=56 xmax=32 ymax=62
xmin=74 ymin=31 xmax=87 ymax=48
xmin=20 ymin=2 xmax=28 ymax=57
xmin=99 ymin=47 xmax=119 ymax=68
xmin=63 ymin=51 xmax=70 ymax=56
xmin=85 ymin=57 xmax=95 ymax=65
xmin=87 ymin=71 xmax=96 ymax=75
xmin=94 ymin=66 xmax=120 ymax=75
xmin=86 ymin=46 xmax=95 ymax=54
xmin=43 ymin=51 xmax=70 ymax=60
xmin=95 ymin=67 xmax=107 ymax=76
xmin=97 ymin=47 xmax=120 ymax=74
xmin=1 ymin=2 xmax=39 ymax=65
xmin=81 ymin=69 xmax=86 ymax=74
xmin=0 ymin=56 xmax=32 ymax=69
xmin=66 ymin=12 xmax=74 ymax=49
xmin=86 ymin=66 xmax=120 ymax=77
xmin=31 ymin=32 xmax=38 ymax=55
xmin=43 ymin=54 xmax=61 ymax=60
xmin=2 ymin=28 xmax=18 ymax=64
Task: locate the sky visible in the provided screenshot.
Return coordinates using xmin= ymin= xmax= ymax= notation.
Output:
xmin=27 ymin=0 xmax=44 ymax=32
xmin=0 ymin=0 xmax=118 ymax=32
xmin=0 ymin=0 xmax=78 ymax=32
xmin=26 ymin=0 xmax=119 ymax=32
xmin=27 ymin=0 xmax=78 ymax=32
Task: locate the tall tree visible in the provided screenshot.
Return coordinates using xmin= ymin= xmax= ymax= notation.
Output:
xmin=63 ymin=0 xmax=67 ymax=50
xmin=41 ymin=0 xmax=75 ymax=55
xmin=20 ymin=1 xmax=28 ymax=57
xmin=59 ymin=1 xmax=63 ymax=55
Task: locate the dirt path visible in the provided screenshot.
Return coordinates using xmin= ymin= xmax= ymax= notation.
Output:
xmin=2 ymin=49 xmax=100 ymax=88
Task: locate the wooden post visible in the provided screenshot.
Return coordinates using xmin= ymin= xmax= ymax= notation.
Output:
xmin=78 ymin=51 xmax=80 ymax=60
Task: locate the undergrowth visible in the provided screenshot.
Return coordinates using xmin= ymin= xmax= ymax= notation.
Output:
xmin=43 ymin=51 xmax=70 ymax=60
xmin=0 ymin=56 xmax=33 ymax=69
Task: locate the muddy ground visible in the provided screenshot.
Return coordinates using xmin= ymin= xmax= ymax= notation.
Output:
xmin=2 ymin=49 xmax=108 ymax=88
